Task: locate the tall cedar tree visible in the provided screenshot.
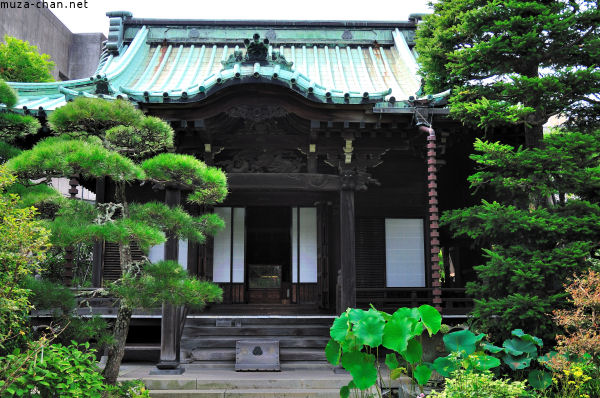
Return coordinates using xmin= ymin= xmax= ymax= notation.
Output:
xmin=7 ymin=97 xmax=227 ymax=384
xmin=417 ymin=0 xmax=600 ymax=343
xmin=442 ymin=129 xmax=600 ymax=342
xmin=416 ymin=0 xmax=600 ymax=146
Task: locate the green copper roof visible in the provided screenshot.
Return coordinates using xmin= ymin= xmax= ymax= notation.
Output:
xmin=2 ymin=14 xmax=443 ymax=114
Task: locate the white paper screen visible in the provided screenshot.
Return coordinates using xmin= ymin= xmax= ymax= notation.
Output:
xmin=212 ymin=207 xmax=231 ymax=282
xmin=178 ymin=239 xmax=188 ymax=270
xmin=291 ymin=207 xmax=318 ymax=283
xmin=291 ymin=208 xmax=298 ymax=283
xmin=148 ymin=243 xmax=164 ymax=263
xmin=231 ymin=208 xmax=245 ymax=283
xmin=385 ymin=219 xmax=425 ymax=287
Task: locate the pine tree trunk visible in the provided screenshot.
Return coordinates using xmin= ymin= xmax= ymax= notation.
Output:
xmin=102 ymin=181 xmax=134 ymax=384
xmin=102 ymin=303 xmax=132 ymax=384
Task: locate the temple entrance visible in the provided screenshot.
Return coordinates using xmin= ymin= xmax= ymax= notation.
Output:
xmin=211 ymin=203 xmax=322 ymax=306
xmin=246 ymin=207 xmax=292 ymax=303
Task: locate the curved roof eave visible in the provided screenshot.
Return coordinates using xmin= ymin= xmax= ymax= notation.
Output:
xmin=1 ymin=21 xmax=451 ymax=115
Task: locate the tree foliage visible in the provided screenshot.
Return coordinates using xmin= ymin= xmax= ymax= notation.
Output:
xmin=48 ymin=97 xmax=144 ymax=137
xmin=8 ymin=136 xmax=144 ymax=182
xmin=0 ymin=79 xmax=17 ymax=107
xmin=416 ymin=0 xmax=600 ymax=143
xmin=441 ymin=129 xmax=600 ymax=342
xmin=0 ymin=36 xmax=54 ymax=83
xmin=113 ymin=260 xmax=222 ymax=310
xmin=0 ymin=166 xmax=50 ymax=353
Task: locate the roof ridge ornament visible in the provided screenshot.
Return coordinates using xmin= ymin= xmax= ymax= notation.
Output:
xmin=245 ymin=33 xmax=269 ymax=62
xmin=221 ymin=33 xmax=293 ymax=70
xmin=105 ymin=11 xmax=133 ymax=55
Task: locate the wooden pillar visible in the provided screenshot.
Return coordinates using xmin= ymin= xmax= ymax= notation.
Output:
xmin=156 ymin=188 xmax=184 ymax=373
xmin=91 ymin=177 xmax=105 ymax=287
xmin=425 ymin=128 xmax=442 ymax=312
xmin=339 ymin=170 xmax=356 ymax=311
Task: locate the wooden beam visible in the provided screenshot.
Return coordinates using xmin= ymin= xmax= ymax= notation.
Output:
xmin=227 ymin=173 xmax=341 ymax=191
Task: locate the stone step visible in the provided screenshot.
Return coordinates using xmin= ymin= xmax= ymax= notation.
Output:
xmin=185 ymin=317 xmax=335 ymax=326
xmin=148 ymin=388 xmax=341 ymax=397
xmin=182 ymin=336 xmax=329 ymax=349
xmin=185 ymin=348 xmax=326 ymax=362
xmin=176 ymin=361 xmax=335 ymax=370
xmin=183 ymin=325 xmax=330 ymax=337
xmin=142 ymin=375 xmax=349 ymax=390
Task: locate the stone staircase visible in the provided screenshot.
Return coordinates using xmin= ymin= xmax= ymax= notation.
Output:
xmin=134 ymin=367 xmax=351 ymax=397
xmin=180 ymin=315 xmax=335 ymax=367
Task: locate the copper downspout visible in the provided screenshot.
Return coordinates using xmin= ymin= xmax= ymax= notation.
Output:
xmin=419 ymin=125 xmax=442 ymax=313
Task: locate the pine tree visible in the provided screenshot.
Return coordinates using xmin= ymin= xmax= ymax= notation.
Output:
xmin=7 ymin=97 xmax=228 ymax=383
xmin=416 ymin=0 xmax=600 ymax=146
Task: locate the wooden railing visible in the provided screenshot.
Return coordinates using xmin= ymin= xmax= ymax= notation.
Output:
xmin=356 ymin=287 xmax=472 ymax=316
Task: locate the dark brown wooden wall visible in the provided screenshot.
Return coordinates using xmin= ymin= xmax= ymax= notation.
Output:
xmin=355 ymin=151 xmax=427 ymax=218
xmin=354 ymin=151 xmax=427 ymax=289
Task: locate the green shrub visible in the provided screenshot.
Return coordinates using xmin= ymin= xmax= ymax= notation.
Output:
xmin=0 ymin=79 xmax=17 ymax=107
xmin=427 ymin=369 xmax=531 ymax=398
xmin=0 ymin=342 xmax=105 ymax=397
xmin=103 ymin=379 xmax=150 ymax=398
xmin=48 ymin=97 xmax=144 ymax=136
xmin=0 ymin=141 xmax=20 ymax=163
xmin=0 ymin=112 xmax=40 ymax=142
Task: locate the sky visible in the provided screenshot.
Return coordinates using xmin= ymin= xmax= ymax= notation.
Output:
xmin=51 ymin=0 xmax=434 ymax=35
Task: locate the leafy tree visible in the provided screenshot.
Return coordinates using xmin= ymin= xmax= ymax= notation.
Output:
xmin=416 ymin=0 xmax=600 ymax=146
xmin=7 ymin=97 xmax=227 ymax=384
xmin=441 ymin=128 xmax=600 ymax=342
xmin=0 ymin=36 xmax=54 ymax=82
xmin=0 ymin=165 xmax=50 ymax=354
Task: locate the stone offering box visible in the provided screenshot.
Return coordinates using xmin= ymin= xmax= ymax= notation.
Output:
xmin=235 ymin=340 xmax=280 ymax=371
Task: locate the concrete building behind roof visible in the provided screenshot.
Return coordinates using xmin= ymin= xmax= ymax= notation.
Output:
xmin=0 ymin=7 xmax=105 ymax=80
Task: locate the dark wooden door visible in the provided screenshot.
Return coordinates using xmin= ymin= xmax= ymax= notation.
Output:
xmin=245 ymin=207 xmax=291 ymax=304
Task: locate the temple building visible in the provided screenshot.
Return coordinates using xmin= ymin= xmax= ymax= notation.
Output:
xmin=4 ymin=12 xmax=476 ymax=368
